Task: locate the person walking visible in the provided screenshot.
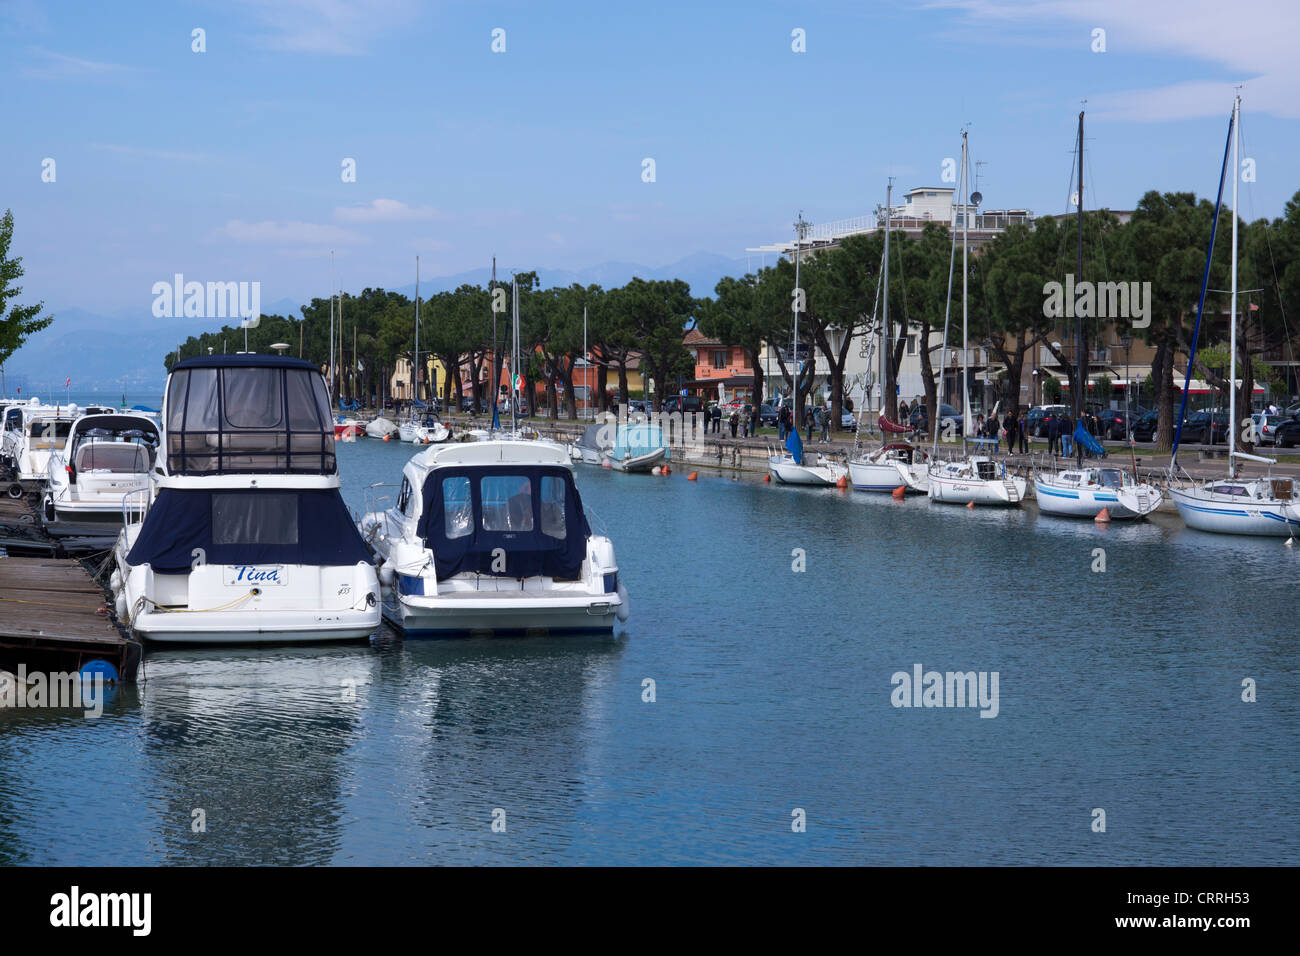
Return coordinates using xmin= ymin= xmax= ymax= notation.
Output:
xmin=1004 ymin=410 xmax=1019 ymax=456
xmin=777 ymin=404 xmax=786 ymax=441
xmin=1017 ymin=410 xmax=1029 ymax=454
xmin=729 ymin=408 xmax=739 ymax=438
xmin=711 ymin=402 xmax=722 ymax=434
xmin=986 ymin=411 xmax=1000 ymax=453
xmin=820 ymin=405 xmax=831 ymax=442
xmin=804 ymin=406 xmax=814 ymax=442
xmin=1060 ymin=412 xmax=1074 ymax=458
xmin=1048 ymin=413 xmax=1060 ymax=456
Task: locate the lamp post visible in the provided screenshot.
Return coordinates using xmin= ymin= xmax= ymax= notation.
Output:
xmin=1120 ymin=333 xmax=1133 ymax=440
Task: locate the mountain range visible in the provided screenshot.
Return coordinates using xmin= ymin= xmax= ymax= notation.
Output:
xmin=4 ymin=252 xmax=751 ymax=390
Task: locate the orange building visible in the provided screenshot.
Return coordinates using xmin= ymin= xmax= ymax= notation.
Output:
xmin=684 ymin=329 xmax=753 ymax=401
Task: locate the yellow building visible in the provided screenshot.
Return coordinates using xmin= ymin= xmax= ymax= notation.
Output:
xmin=389 ymin=356 xmax=446 ymax=402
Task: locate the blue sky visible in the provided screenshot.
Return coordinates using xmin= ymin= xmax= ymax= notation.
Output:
xmin=3 ymin=0 xmax=1297 ymax=316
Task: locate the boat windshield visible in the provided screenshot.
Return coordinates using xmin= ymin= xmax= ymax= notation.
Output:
xmin=166 ymin=365 xmax=335 ymax=475
xmin=1099 ymin=468 xmax=1124 ymax=489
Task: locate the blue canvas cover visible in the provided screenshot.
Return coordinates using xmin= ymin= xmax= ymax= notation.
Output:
xmin=785 ymin=427 xmax=803 ymax=462
xmin=126 ymin=488 xmax=371 ymax=573
xmin=418 ymin=464 xmax=591 ymax=581
xmin=611 ymin=423 xmax=669 ymax=462
xmin=1073 ymin=423 xmax=1107 ymax=458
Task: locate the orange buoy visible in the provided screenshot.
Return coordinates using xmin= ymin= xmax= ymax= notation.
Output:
xmin=1095 ymin=507 xmax=1111 ymax=524
xmin=383 ymin=434 xmax=390 ymax=441
xmin=663 ymin=465 xmax=671 ymax=475
xmin=966 ymin=500 xmax=975 ymax=509
xmin=687 ymin=471 xmax=698 ymax=481
xmin=836 ymin=475 xmax=848 ymax=489
xmin=764 ymin=473 xmax=771 ymax=482
xmin=892 ymin=485 xmax=906 ymax=499
xmin=602 ymin=459 xmax=612 ymax=469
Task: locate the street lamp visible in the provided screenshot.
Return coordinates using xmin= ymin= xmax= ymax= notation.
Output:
xmin=1120 ymin=334 xmax=1133 ymax=440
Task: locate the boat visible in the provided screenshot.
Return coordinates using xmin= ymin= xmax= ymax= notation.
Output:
xmin=768 ymin=430 xmax=845 ymax=486
xmin=109 ymin=353 xmax=382 ymax=644
xmin=1 ymin=401 xmax=79 ymax=495
xmin=366 ymin=417 xmax=398 ymax=439
xmin=608 ymin=422 xmax=668 ymax=472
xmin=398 ymin=412 xmax=449 ymax=444
xmin=1167 ymin=96 xmax=1300 ymax=537
xmin=569 ymin=422 xmax=612 ymax=465
xmin=334 ymin=417 xmax=363 ymax=440
xmin=924 ymin=132 xmax=1025 ymax=507
xmin=1033 ymin=464 xmax=1162 ymax=519
xmin=41 ymin=412 xmax=160 ymax=541
xmin=359 ymin=436 xmax=628 ymax=636
xmin=849 ymin=441 xmax=930 ymax=493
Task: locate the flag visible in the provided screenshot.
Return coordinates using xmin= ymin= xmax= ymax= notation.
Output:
xmin=65 ymin=377 xmax=70 ymax=387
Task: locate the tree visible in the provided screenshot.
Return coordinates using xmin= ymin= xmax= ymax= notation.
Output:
xmin=609 ymin=278 xmax=694 ymax=411
xmin=696 ymin=274 xmax=777 ymax=407
xmin=0 ymin=210 xmax=54 ymax=375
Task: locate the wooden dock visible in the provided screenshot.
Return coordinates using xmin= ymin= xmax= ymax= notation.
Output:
xmin=0 ymin=556 xmax=140 ymax=682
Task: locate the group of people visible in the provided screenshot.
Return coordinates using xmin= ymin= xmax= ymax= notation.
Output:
xmin=702 ymin=403 xmax=760 ymax=438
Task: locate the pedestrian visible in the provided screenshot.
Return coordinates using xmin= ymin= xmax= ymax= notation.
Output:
xmin=975 ymin=414 xmax=985 ymax=441
xmin=751 ymin=405 xmax=760 ymax=436
xmin=805 ymin=406 xmax=814 ymax=442
xmin=711 ymin=402 xmax=722 ymax=434
xmin=1017 ymin=410 xmax=1029 ymax=454
xmin=1048 ymin=414 xmax=1060 ymax=456
xmin=986 ymin=411 xmax=1000 ymax=453
xmin=899 ymin=399 xmax=909 ymax=422
xmin=1004 ymin=410 xmax=1018 ymax=455
xmin=1061 ymin=412 xmax=1074 ymax=458
xmin=820 ymin=405 xmax=831 ymax=442
xmin=729 ymin=408 xmax=739 ymax=437
xmin=777 ymin=404 xmax=786 ymax=441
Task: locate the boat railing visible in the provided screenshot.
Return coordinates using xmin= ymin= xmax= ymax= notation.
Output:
xmin=121 ymin=486 xmax=151 ymax=528
xmin=584 ymin=503 xmax=609 ymax=539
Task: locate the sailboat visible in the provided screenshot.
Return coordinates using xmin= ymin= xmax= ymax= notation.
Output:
xmin=848 ymin=183 xmax=931 ymax=493
xmin=1034 ymin=110 xmax=1163 ymax=520
xmin=927 ymin=129 xmax=1026 ymax=506
xmin=397 ymin=256 xmax=450 ymax=444
xmin=1168 ymin=96 xmax=1298 ymax=536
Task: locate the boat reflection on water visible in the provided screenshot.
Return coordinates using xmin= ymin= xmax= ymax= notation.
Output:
xmin=135 ymin=631 xmax=625 ymax=864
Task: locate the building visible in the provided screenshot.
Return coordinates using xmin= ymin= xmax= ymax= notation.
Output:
xmin=684 ymin=329 xmax=753 ymax=402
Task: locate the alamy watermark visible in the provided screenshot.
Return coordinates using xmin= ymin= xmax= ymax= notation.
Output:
xmin=0 ymin=665 xmax=106 ymax=718
xmin=890 ymin=663 xmax=999 ymax=718
xmin=1043 ymin=273 xmax=1150 ymax=329
xmin=151 ymin=273 xmax=261 ymax=321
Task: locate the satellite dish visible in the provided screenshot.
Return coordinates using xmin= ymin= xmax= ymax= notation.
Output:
xmin=970 ymin=191 xmax=983 ymax=207
xmin=271 ymin=342 xmax=290 ymax=354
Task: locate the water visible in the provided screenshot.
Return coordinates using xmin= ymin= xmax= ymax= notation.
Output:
xmin=1 ymin=437 xmax=1297 ymax=865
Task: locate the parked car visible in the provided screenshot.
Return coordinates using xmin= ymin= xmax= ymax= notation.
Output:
xmin=909 ymin=403 xmax=963 ymax=437
xmin=662 ymin=395 xmax=703 ymax=415
xmin=759 ymin=403 xmax=778 ymax=426
xmin=1274 ymin=415 xmax=1300 ymax=448
xmin=1251 ymin=412 xmax=1283 ymax=445
xmin=1131 ymin=410 xmax=1161 ymax=442
xmin=1026 ymin=404 xmax=1068 ymax=438
xmin=1095 ymin=408 xmax=1138 ymax=441
xmin=1182 ymin=410 xmax=1229 ymax=444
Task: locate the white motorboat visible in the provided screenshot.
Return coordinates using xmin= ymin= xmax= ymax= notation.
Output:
xmin=1033 ymin=464 xmax=1162 ymax=519
xmin=110 ymin=354 xmax=382 ymax=644
xmin=42 ymin=413 xmax=160 ymax=540
xmin=849 ymin=442 xmax=930 ymax=494
xmin=366 ymin=416 xmax=398 ymax=439
xmin=398 ymin=414 xmax=449 ymax=444
xmin=928 ymin=454 xmax=1026 ymax=506
xmin=333 ymin=417 xmax=363 ymax=440
xmin=608 ymin=422 xmax=668 ymax=472
xmin=569 ymin=422 xmax=611 ymax=465
xmin=1 ymin=401 xmax=78 ymax=494
xmin=359 ymin=439 xmax=628 ymax=635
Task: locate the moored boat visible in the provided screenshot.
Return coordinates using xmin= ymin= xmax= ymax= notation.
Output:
xmin=42 ymin=412 xmax=161 ymax=541
xmin=1033 ymin=464 xmax=1162 ymax=519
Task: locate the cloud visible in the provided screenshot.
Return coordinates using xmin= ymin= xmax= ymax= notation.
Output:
xmin=235 ymin=0 xmax=420 ymax=55
xmin=333 ymin=199 xmax=444 ymax=223
xmin=922 ymin=0 xmax=1300 ymax=119
xmin=23 ymin=48 xmax=136 ymax=79
xmin=217 ymin=220 xmax=366 ymax=244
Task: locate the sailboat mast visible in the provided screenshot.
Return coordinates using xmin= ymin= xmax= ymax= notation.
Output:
xmin=491 ymin=257 xmax=498 ymax=418
xmin=793 ymin=216 xmax=801 ymax=415
xmin=1229 ymin=95 xmax=1240 ymax=469
xmin=329 ymin=251 xmax=335 ymax=401
xmin=414 ymin=255 xmax=420 ymax=405
xmin=882 ymin=181 xmax=892 ymax=422
xmin=1075 ymin=110 xmax=1086 ymax=452
xmin=961 ymin=130 xmax=969 ymax=438
xmin=512 ymin=278 xmax=519 ymax=433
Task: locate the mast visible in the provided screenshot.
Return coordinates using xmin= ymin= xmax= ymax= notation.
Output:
xmin=329 ymin=251 xmax=335 ymax=401
xmin=792 ymin=213 xmax=802 ymax=417
xmin=1228 ymin=95 xmax=1240 ymax=472
xmin=414 ymin=255 xmax=420 ymax=406
xmin=512 ymin=278 xmax=519 ymax=434
xmin=882 ymin=181 xmax=892 ymax=424
xmin=1075 ymin=110 xmax=1085 ymax=464
xmin=932 ymin=140 xmax=960 ymax=460
xmin=583 ymin=303 xmax=588 ymax=421
xmin=491 ymin=257 xmax=498 ymax=419
xmin=338 ymin=286 xmax=345 ymax=409
xmin=961 ymin=130 xmax=970 ymax=440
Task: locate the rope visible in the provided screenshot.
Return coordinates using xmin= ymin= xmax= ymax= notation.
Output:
xmin=135 ymin=591 xmax=256 ymax=614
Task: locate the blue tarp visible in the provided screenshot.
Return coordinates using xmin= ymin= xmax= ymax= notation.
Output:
xmin=418 ymin=465 xmax=591 ymax=581
xmin=785 ymin=427 xmax=803 ymax=463
xmin=611 ymin=423 xmax=669 ymax=462
xmin=126 ymin=488 xmax=371 ymax=574
xmin=1073 ymin=423 xmax=1107 ymax=458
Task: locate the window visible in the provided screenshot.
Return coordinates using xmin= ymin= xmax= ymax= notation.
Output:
xmin=906 ymin=335 xmax=917 ymax=356
xmin=540 ymin=476 xmax=567 ymax=539
xmin=481 ymin=476 xmax=533 ymax=532
xmin=442 ymin=476 xmax=471 ymax=538
xmin=713 ymin=350 xmax=726 ymax=370
xmin=397 ymin=477 xmax=413 ymax=515
xmin=223 ymin=368 xmax=283 ymax=428
xmin=742 ymin=351 xmax=751 ymax=369
xmin=212 ymin=493 xmax=299 ymax=544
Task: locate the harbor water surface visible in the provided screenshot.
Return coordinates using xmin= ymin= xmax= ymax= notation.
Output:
xmin=2 ymin=437 xmax=1297 ymax=865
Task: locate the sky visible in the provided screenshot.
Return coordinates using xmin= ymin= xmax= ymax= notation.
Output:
xmin=3 ymin=0 xmax=1298 ymax=318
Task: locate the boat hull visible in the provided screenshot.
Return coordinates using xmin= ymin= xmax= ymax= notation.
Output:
xmin=385 ymin=589 xmax=623 ymax=636
xmin=1034 ymin=480 xmax=1159 ymax=519
xmin=848 ymin=460 xmax=928 ymax=493
xmin=611 ymin=447 xmax=666 ymax=472
xmin=929 ymin=473 xmax=1026 ymax=505
xmin=1169 ymin=488 xmax=1300 ymax=536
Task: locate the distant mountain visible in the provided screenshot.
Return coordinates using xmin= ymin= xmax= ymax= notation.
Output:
xmin=6 ymin=252 xmax=751 ymax=388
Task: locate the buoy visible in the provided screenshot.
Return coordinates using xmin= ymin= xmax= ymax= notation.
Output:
xmin=1286 ymin=537 xmax=1295 ymax=547
xmin=663 ymin=465 xmax=671 ymax=475
xmin=764 ymin=473 xmax=771 ymax=482
xmin=602 ymin=459 xmax=612 ymax=469
xmin=892 ymin=486 xmax=906 ymax=499
xmin=383 ymin=434 xmax=390 ymax=441
xmin=651 ymin=466 xmax=662 ymax=476
xmin=687 ymin=471 xmax=698 ymax=481
xmin=1095 ymin=508 xmax=1111 ymax=524
xmin=836 ymin=475 xmax=848 ymax=489
xmin=966 ymin=500 xmax=975 ymax=509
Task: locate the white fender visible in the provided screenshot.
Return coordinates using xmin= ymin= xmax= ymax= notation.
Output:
xmin=615 ymin=580 xmax=630 ymax=622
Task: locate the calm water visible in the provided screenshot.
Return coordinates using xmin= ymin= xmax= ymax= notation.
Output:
xmin=1 ymin=437 xmax=1297 ymax=865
